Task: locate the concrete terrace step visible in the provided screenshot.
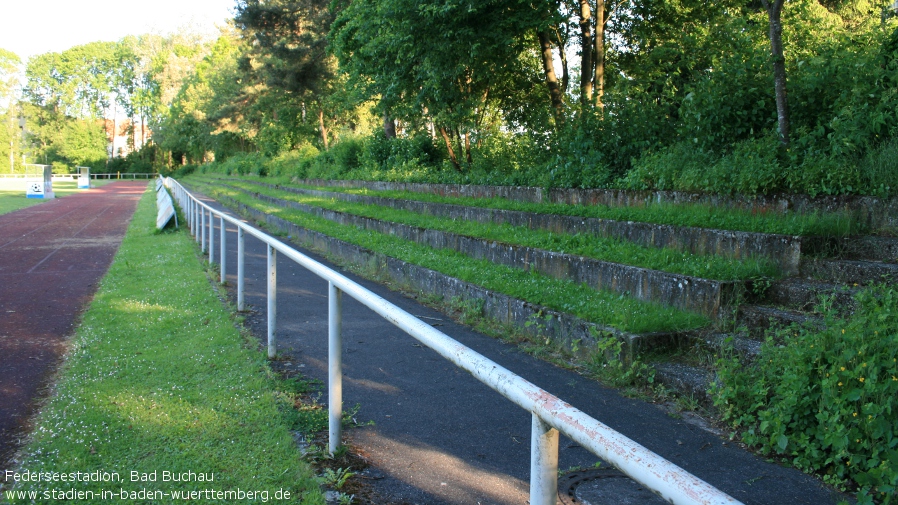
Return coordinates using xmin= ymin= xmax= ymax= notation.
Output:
xmin=652 ymin=363 xmax=715 ymax=406
xmin=222 ymin=182 xmax=743 ymax=319
xmin=764 ymin=277 xmax=859 ymax=314
xmin=189 ymin=185 xmax=851 ymax=505
xmin=206 ymin=189 xmax=684 ymax=356
xmin=800 ymin=258 xmax=898 ymax=286
xmin=246 ymin=179 xmax=808 ymax=274
xmin=297 ymin=177 xmax=898 ymax=232
xmin=736 ymin=304 xmax=823 ymax=339
xmin=820 ymin=235 xmax=898 ymax=262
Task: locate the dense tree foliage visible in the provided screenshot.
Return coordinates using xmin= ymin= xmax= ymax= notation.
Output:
xmin=1 ymin=49 xmax=24 ymax=173
xmin=8 ymin=0 xmax=898 ymax=194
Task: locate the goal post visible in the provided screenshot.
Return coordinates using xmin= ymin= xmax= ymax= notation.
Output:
xmin=76 ymin=166 xmax=92 ymax=189
xmin=24 ymin=164 xmax=54 ymax=199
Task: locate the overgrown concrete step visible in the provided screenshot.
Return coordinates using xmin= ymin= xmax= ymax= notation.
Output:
xmin=652 ymin=363 xmax=715 ymax=407
xmin=764 ymin=278 xmax=859 ymax=314
xmin=826 ymin=235 xmax=898 ymax=262
xmin=687 ymin=332 xmax=762 ymax=361
xmin=202 ymin=187 xmax=683 ymax=356
xmin=298 ymin=177 xmax=898 ymax=233
xmin=651 ymin=333 xmax=760 ymax=405
xmin=800 ymin=258 xmax=898 ymax=286
xmin=227 ymin=183 xmax=742 ymax=319
xmin=736 ymin=305 xmax=823 ymax=340
xmin=252 ymin=180 xmax=805 ymax=274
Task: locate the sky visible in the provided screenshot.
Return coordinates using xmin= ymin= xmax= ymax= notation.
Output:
xmin=0 ymin=0 xmax=237 ymax=62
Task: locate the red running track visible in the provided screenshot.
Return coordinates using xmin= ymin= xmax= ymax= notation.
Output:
xmin=0 ymin=181 xmax=146 ymax=470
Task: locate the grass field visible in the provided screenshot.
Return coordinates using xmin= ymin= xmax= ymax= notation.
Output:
xmin=1 ymin=186 xmax=324 ymax=504
xmin=0 ymin=179 xmax=114 ymax=216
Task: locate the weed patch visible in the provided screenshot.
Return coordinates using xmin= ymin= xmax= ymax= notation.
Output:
xmin=712 ymin=286 xmax=898 ymax=503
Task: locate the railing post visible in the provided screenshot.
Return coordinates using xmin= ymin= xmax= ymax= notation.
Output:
xmin=329 ymin=281 xmax=343 ymax=455
xmin=200 ymin=206 xmax=206 ymax=252
xmin=220 ymin=216 xmax=226 ymax=284
xmin=267 ymin=244 xmax=277 ymax=358
xmin=193 ymin=201 xmax=198 ymax=240
xmin=209 ymin=210 xmax=215 ymax=264
xmin=237 ymin=228 xmax=245 ymax=311
xmin=530 ymin=414 xmax=559 ymax=505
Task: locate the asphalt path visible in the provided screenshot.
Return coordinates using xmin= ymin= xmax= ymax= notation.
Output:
xmin=0 ymin=181 xmax=146 ymax=472
xmin=191 ymin=187 xmax=847 ymax=505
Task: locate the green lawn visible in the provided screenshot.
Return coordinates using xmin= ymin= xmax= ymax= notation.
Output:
xmin=1 ymin=186 xmax=324 ymax=504
xmin=0 ymin=179 xmax=114 ymax=216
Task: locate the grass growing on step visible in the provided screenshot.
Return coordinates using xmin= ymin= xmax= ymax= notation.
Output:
xmin=191 ymin=180 xmax=708 ymax=334
xmin=250 ymin=176 xmax=859 ymax=237
xmin=218 ymin=179 xmax=779 ymax=281
xmin=1 ymin=186 xmax=323 ymax=504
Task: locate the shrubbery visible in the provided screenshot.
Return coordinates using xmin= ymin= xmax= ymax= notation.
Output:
xmin=712 ymin=285 xmax=898 ymax=503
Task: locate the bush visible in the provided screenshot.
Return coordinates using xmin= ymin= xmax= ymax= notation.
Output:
xmin=359 ymin=131 xmax=442 ymax=173
xmin=51 ymin=162 xmax=71 ymax=174
xmin=171 ymin=164 xmax=198 ymax=178
xmin=268 ymin=144 xmax=320 ymax=178
xmin=217 ymin=152 xmax=268 ymax=176
xmin=712 ymin=285 xmax=898 ymax=503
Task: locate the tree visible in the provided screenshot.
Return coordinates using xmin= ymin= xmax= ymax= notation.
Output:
xmin=761 ymin=0 xmax=790 ymax=147
xmin=331 ymin=0 xmax=550 ymax=168
xmin=1 ymin=49 xmax=23 ymax=173
xmin=236 ymin=0 xmax=337 ymax=150
xmin=0 ymin=48 xmax=21 ymax=108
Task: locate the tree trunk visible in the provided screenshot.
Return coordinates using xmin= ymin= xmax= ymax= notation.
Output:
xmin=595 ymin=0 xmax=605 ymax=108
xmin=383 ymin=114 xmax=396 ymax=139
xmin=464 ymin=131 xmax=472 ymax=164
xmin=439 ymin=126 xmax=461 ymax=171
xmin=318 ymin=108 xmax=330 ymax=151
xmin=762 ymin=0 xmax=790 ymax=147
xmin=578 ymin=0 xmax=593 ymax=105
xmin=537 ymin=30 xmax=564 ymax=121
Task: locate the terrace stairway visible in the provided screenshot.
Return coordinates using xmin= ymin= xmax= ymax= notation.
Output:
xmin=192 ymin=176 xmax=898 ymax=407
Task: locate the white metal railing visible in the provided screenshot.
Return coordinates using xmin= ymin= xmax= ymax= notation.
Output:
xmin=164 ymin=177 xmax=743 ymax=505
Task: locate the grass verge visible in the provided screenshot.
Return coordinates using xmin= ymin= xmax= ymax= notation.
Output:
xmin=253 ymin=176 xmax=859 ymax=237
xmin=0 ymin=180 xmax=113 ymax=216
xmin=215 ymin=178 xmax=779 ymax=281
xmin=189 ymin=179 xmax=708 ymax=334
xmin=0 ymin=186 xmax=324 ymax=504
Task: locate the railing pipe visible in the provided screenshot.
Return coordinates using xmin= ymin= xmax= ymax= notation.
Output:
xmin=328 ymin=282 xmax=343 ymax=455
xmin=220 ymin=217 xmax=227 ymax=284
xmin=267 ymin=244 xmax=277 ymax=359
xmin=237 ymin=228 xmax=245 ymax=311
xmin=163 ymin=178 xmax=742 ymax=505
